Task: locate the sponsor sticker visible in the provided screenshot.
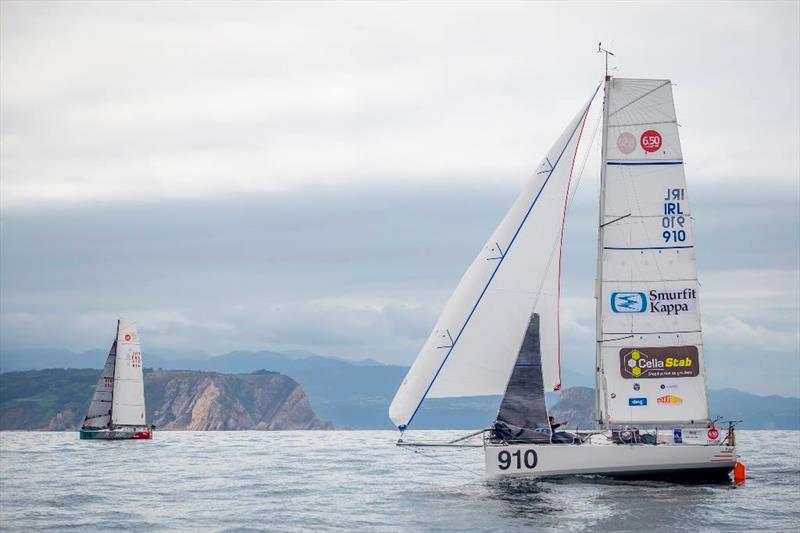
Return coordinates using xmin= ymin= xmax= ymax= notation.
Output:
xmin=610 ymin=292 xmax=647 ymax=313
xmin=673 ymin=428 xmax=683 ymax=443
xmin=620 ymin=346 xmax=699 ymax=379
xmin=628 ymin=397 xmax=647 ymax=407
xmin=617 ymin=132 xmax=636 ymax=154
xmin=640 ymin=129 xmax=663 ymax=152
xmin=610 ymin=288 xmax=697 ymax=316
xmin=657 ymin=394 xmax=683 ymax=405
xmin=660 ymin=383 xmax=678 ymax=390
xmin=707 ymin=427 xmax=719 ymax=440
xmin=633 ymin=383 xmax=640 ymax=391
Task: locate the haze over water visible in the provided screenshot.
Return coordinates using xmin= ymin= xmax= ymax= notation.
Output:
xmin=1 ymin=430 xmax=798 ymax=531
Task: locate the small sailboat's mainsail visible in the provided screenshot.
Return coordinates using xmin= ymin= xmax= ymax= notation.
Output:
xmin=389 ymin=87 xmax=599 ymax=430
xmin=492 ymin=313 xmax=551 ymax=442
xmin=81 ymin=336 xmax=117 ymax=429
xmin=111 ymin=320 xmax=146 ymax=426
xmin=596 ymin=78 xmax=709 ymax=426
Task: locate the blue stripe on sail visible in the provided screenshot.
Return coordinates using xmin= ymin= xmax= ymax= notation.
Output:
xmin=399 ymin=84 xmax=602 ymax=431
xmin=607 ymin=161 xmax=683 ymax=166
xmin=604 ymin=330 xmax=702 ymax=335
xmin=604 ymin=245 xmax=694 ymax=250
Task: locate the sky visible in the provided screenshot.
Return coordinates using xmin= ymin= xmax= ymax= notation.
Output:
xmin=1 ymin=1 xmax=799 ymax=396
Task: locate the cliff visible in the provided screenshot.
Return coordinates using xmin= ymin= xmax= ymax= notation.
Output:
xmin=548 ymin=386 xmax=596 ymax=429
xmin=0 ymin=369 xmax=332 ymax=431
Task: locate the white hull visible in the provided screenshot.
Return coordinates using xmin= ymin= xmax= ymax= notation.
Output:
xmin=485 ymin=443 xmax=735 ymax=481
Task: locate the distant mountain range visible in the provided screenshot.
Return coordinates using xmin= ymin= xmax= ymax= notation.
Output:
xmin=1 ymin=348 xmax=798 ymax=430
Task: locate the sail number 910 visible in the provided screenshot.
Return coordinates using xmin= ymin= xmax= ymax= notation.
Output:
xmin=497 ymin=449 xmax=538 ymax=470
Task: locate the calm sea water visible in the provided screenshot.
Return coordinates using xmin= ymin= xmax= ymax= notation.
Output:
xmin=1 ymin=430 xmax=798 ymax=532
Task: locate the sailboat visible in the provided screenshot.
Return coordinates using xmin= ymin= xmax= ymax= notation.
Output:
xmin=80 ymin=319 xmax=153 ymax=440
xmin=389 ymin=69 xmax=739 ymax=481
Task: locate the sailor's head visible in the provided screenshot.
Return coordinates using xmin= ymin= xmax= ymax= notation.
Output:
xmin=548 ymin=416 xmax=555 ymax=423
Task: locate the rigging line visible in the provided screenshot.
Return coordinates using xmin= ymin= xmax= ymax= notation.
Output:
xmin=399 ymin=84 xmax=602 ymax=431
xmin=448 ymin=428 xmax=487 ymax=444
xmin=553 ymin=86 xmax=599 ymax=390
xmin=504 ymin=85 xmax=601 ymax=396
xmin=401 ymin=444 xmax=484 ymax=479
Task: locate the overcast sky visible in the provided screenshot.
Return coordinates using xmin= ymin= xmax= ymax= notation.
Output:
xmin=1 ymin=1 xmax=799 ymax=396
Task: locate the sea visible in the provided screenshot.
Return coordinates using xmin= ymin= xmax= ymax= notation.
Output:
xmin=1 ymin=430 xmax=798 ymax=532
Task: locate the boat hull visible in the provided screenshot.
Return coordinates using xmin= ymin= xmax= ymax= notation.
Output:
xmin=484 ymin=443 xmax=735 ymax=481
xmin=80 ymin=427 xmax=153 ymax=440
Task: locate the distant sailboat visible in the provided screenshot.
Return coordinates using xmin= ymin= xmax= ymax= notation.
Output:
xmin=390 ymin=69 xmax=739 ymax=481
xmin=80 ymin=320 xmax=152 ymax=440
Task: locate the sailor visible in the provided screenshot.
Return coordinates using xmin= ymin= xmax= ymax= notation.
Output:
xmin=549 ymin=416 xmax=568 ymax=431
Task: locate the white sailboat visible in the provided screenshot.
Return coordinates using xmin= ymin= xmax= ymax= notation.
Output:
xmin=80 ymin=319 xmax=153 ymax=440
xmin=389 ymin=67 xmax=740 ymax=481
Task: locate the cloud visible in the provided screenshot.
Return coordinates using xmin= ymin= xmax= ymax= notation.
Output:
xmin=2 ymin=1 xmax=798 ymax=208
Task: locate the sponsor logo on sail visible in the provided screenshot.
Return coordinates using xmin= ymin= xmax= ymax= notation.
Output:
xmin=628 ymin=397 xmax=647 ymax=406
xmin=640 ymin=129 xmax=663 ymax=153
xmin=660 ymin=383 xmax=678 ymax=390
xmin=657 ymin=394 xmax=683 ymax=405
xmin=617 ymin=132 xmax=636 ymax=154
xmin=633 ymin=383 xmax=640 ymax=391
xmin=610 ymin=288 xmax=697 ymax=316
xmin=610 ymin=292 xmax=647 ymax=313
xmin=620 ymin=346 xmax=700 ymax=379
xmin=673 ymin=428 xmax=683 ymax=443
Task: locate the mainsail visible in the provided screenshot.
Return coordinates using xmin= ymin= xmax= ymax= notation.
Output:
xmin=82 ymin=335 xmax=117 ymax=429
xmin=389 ymin=88 xmax=599 ymax=430
xmin=111 ymin=320 xmax=147 ymax=426
xmin=595 ymin=78 xmax=709 ymax=426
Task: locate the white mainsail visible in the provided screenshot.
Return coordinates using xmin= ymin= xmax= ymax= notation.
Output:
xmin=596 ymin=78 xmax=709 ymax=425
xmin=111 ymin=319 xmax=147 ymax=426
xmin=82 ymin=336 xmax=117 ymax=429
xmin=390 ymin=88 xmax=599 ymax=430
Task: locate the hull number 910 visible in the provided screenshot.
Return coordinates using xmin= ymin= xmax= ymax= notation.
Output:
xmin=497 ymin=449 xmax=538 ymax=470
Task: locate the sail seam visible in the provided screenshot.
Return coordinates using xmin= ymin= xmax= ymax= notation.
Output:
xmin=604 ymin=245 xmax=694 ymax=250
xmin=607 ymin=161 xmax=683 ymax=166
xmin=400 ymin=85 xmax=601 ymax=430
xmin=608 ymin=80 xmax=671 ymax=118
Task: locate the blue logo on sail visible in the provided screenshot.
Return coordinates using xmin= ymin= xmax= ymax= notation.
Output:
xmin=611 ymin=292 xmax=647 ymax=313
xmin=628 ymin=397 xmax=648 ymax=406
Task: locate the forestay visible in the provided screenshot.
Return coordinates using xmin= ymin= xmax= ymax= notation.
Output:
xmin=82 ymin=337 xmax=117 ymax=429
xmin=390 ymin=88 xmax=599 ymax=430
xmin=596 ymin=78 xmax=709 ymax=425
xmin=111 ymin=320 xmax=147 ymax=426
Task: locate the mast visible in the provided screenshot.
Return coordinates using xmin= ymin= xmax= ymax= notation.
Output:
xmin=109 ymin=319 xmax=119 ymax=427
xmin=594 ymin=74 xmax=611 ymax=429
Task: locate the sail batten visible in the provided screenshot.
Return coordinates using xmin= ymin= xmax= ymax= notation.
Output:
xmin=390 ymin=86 xmax=600 ymax=430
